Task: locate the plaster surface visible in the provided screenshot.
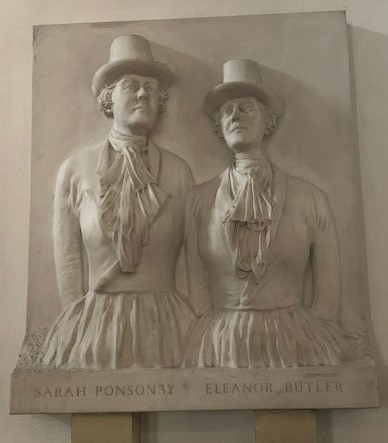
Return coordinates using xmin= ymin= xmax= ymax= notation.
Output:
xmin=2 ymin=1 xmax=388 ymax=442
xmin=10 ymin=363 xmax=377 ymax=413
xmin=10 ymin=11 xmax=377 ymax=413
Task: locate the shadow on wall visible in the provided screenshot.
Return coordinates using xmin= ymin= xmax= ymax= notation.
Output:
xmin=317 ymin=24 xmax=388 ymax=443
xmin=347 ymin=24 xmax=388 ymax=406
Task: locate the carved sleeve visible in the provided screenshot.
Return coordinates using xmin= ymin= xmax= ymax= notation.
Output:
xmin=309 ymin=189 xmax=341 ymax=322
xmin=185 ymin=191 xmax=212 ymax=317
xmin=53 ymin=159 xmax=85 ymax=307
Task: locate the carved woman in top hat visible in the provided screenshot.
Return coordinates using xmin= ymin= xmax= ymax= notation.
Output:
xmin=39 ymin=35 xmax=196 ymax=369
xmin=184 ymin=59 xmax=349 ymax=368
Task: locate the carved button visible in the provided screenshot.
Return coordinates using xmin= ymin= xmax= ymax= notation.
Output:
xmin=240 ymin=296 xmax=251 ymax=306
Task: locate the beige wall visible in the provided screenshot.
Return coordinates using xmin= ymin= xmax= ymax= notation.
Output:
xmin=1 ymin=1 xmax=388 ymax=443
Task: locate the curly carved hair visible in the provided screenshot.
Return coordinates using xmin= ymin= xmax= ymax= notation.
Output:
xmin=212 ymin=102 xmax=279 ymax=140
xmin=97 ymin=78 xmax=169 ymax=119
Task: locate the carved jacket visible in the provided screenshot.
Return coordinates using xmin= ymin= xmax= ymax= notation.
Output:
xmin=185 ymin=165 xmax=341 ymax=322
xmin=54 ymin=140 xmax=193 ymax=306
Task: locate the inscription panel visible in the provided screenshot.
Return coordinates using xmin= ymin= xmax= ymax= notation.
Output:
xmin=10 ymin=364 xmax=378 ymax=414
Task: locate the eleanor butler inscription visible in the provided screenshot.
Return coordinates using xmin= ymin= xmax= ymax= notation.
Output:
xmin=32 ymin=379 xmax=343 ymax=401
xmin=205 ymin=380 xmax=343 ymax=395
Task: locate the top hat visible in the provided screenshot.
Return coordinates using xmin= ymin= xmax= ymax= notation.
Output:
xmin=204 ymin=59 xmax=284 ymax=118
xmin=92 ymin=35 xmax=175 ymax=97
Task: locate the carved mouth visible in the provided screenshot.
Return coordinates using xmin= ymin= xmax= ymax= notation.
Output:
xmin=134 ymin=105 xmax=148 ymax=110
xmin=230 ymin=126 xmax=246 ymax=132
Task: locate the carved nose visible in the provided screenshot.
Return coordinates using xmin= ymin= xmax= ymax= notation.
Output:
xmin=137 ymin=87 xmax=149 ymax=99
xmin=231 ymin=113 xmax=242 ymax=123
xmin=230 ymin=106 xmax=242 ymax=121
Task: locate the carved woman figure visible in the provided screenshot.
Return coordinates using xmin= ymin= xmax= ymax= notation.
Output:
xmin=40 ymin=35 xmax=195 ymax=369
xmin=184 ymin=59 xmax=349 ymax=368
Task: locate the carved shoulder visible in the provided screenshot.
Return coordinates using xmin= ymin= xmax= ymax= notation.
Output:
xmin=58 ymin=144 xmax=103 ymax=178
xmin=188 ymin=176 xmax=221 ymax=216
xmin=158 ymin=147 xmax=195 ymax=193
xmin=286 ymin=174 xmax=334 ymax=234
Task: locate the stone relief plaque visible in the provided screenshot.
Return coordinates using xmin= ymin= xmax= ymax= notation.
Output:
xmin=10 ymin=11 xmax=378 ymax=413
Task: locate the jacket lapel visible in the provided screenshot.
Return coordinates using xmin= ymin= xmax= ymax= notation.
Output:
xmin=264 ymin=166 xmax=287 ymax=261
xmin=214 ymin=166 xmax=234 ymax=221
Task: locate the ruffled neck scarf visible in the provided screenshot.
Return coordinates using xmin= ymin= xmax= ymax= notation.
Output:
xmin=99 ymin=128 xmax=170 ymax=273
xmin=224 ymin=149 xmax=274 ymax=283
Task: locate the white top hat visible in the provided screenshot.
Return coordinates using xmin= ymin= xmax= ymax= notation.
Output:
xmin=92 ymin=35 xmax=175 ymax=97
xmin=204 ymin=59 xmax=284 ymax=118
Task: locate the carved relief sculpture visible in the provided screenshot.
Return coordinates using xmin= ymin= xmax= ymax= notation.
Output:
xmin=38 ymin=35 xmax=196 ymax=370
xmin=184 ymin=59 xmax=352 ymax=368
xmin=10 ymin=14 xmax=378 ymax=414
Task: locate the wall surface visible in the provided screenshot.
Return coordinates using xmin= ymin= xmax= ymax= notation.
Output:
xmin=1 ymin=1 xmax=388 ymax=443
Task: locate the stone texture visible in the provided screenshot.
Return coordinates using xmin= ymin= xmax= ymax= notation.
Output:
xmin=10 ymin=12 xmax=379 ymax=414
xmin=10 ymin=361 xmax=378 ymax=414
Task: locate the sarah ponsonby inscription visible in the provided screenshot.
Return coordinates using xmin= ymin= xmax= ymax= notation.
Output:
xmin=33 ymin=383 xmax=175 ymax=399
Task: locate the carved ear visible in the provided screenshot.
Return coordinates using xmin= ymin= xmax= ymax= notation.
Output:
xmin=263 ymin=106 xmax=278 ymax=136
xmin=104 ymin=102 xmax=114 ymax=119
xmin=212 ymin=119 xmax=224 ymax=140
xmin=158 ymin=89 xmax=169 ymax=113
xmin=264 ymin=123 xmax=275 ymax=136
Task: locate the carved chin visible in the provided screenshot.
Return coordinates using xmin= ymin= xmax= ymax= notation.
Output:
xmin=225 ymin=133 xmax=251 ymax=148
xmin=131 ymin=108 xmax=151 ymax=119
xmin=126 ymin=114 xmax=155 ymax=130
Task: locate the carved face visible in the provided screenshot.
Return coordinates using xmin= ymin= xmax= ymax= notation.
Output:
xmin=111 ymin=74 xmax=160 ymax=135
xmin=219 ymin=97 xmax=267 ymax=153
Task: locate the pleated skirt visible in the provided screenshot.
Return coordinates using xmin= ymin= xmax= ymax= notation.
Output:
xmin=183 ymin=306 xmax=348 ymax=368
xmin=40 ymin=290 xmax=196 ymax=370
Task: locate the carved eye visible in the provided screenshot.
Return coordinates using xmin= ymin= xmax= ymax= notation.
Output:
xmin=222 ymin=107 xmax=232 ymax=117
xmin=143 ymin=83 xmax=159 ymax=94
xmin=239 ymin=104 xmax=251 ymax=113
xmin=122 ymin=80 xmax=140 ymax=92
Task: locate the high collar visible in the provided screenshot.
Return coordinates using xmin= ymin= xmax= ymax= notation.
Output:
xmin=233 ymin=149 xmax=270 ymax=176
xmin=108 ymin=127 xmax=148 ymax=153
xmin=231 ymin=150 xmax=273 ymax=196
xmin=215 ymin=165 xmax=286 ymax=215
xmin=97 ymin=138 xmax=161 ymax=181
